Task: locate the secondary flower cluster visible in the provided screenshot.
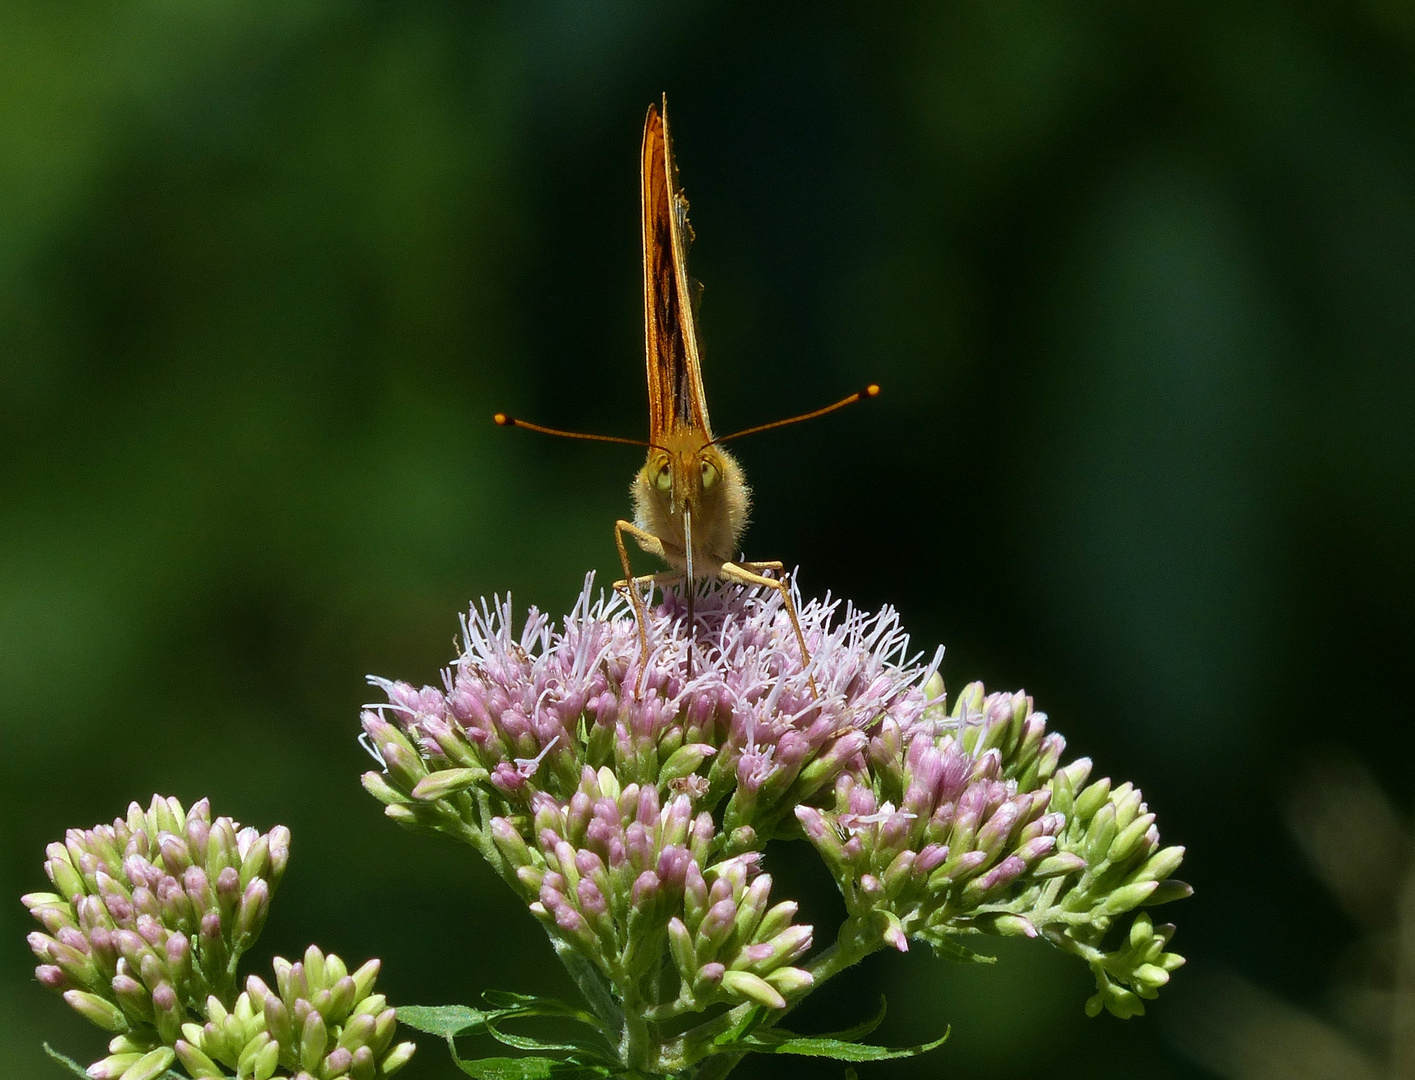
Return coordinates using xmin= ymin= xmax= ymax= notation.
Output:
xmin=22 ymin=796 xmax=413 ymax=1080
xmin=360 ymin=574 xmax=1189 ymax=1042
xmin=175 ymin=947 xmax=414 ymax=1080
xmin=25 ymin=796 xmax=287 ymax=1046
xmin=799 ymin=682 xmax=1188 ymax=1016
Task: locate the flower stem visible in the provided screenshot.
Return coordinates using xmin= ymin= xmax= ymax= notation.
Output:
xmin=661 ymin=917 xmax=882 ymax=1078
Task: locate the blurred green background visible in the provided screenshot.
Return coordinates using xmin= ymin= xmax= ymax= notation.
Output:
xmin=4 ymin=2 xmax=1413 ymax=1078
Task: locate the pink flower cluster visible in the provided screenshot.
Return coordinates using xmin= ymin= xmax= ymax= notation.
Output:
xmin=361 ymin=574 xmax=1187 ymax=1020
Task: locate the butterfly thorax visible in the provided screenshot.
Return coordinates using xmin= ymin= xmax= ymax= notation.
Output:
xmin=630 ymin=428 xmax=749 ymax=578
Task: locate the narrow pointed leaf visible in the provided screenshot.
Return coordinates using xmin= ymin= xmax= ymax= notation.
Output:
xmin=711 ymin=1005 xmax=770 ymax=1047
xmin=450 ymin=1054 xmax=612 ymax=1079
xmin=482 ymin=990 xmax=583 ymax=1014
xmin=740 ymin=1028 xmax=949 ymax=1061
xmin=480 ymin=991 xmax=602 ymax=1027
xmin=482 ymin=1018 xmax=617 ymax=1063
xmin=920 ymin=931 xmax=996 ymax=964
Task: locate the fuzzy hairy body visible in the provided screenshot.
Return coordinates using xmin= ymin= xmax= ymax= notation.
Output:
xmin=630 ymin=429 xmax=750 ymax=578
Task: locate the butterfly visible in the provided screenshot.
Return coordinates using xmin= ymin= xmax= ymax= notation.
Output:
xmin=497 ymin=96 xmax=877 ymax=689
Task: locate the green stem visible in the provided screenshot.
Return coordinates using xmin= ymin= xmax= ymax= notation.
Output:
xmin=660 ymin=917 xmax=882 ymax=1078
xmin=550 ymin=936 xmax=623 ymax=1036
xmin=620 ymin=989 xmax=656 ymax=1074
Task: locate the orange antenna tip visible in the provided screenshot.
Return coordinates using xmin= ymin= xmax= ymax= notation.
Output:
xmin=711 ymin=383 xmax=883 ymax=445
xmin=491 ymin=413 xmax=651 ymax=448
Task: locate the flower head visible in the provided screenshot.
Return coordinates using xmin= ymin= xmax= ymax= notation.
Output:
xmin=23 ymin=796 xmax=414 ymax=1080
xmin=23 ymin=795 xmax=288 ymax=1044
xmin=365 ymin=575 xmax=940 ymax=821
xmin=360 ymin=575 xmax=1187 ymax=1022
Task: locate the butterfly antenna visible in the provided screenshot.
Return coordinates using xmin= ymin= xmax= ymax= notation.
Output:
xmin=494 ymin=414 xmax=651 ymax=449
xmin=710 ymin=384 xmax=880 ymax=445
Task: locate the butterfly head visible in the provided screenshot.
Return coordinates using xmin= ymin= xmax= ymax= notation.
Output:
xmin=632 ymin=428 xmax=749 ymax=572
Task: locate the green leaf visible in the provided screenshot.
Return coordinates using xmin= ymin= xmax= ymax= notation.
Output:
xmin=398 ymin=1004 xmax=493 ymax=1038
xmin=451 ymin=1054 xmax=613 ymax=1079
xmin=42 ymin=1046 xmax=91 ymax=1079
xmin=453 ymin=1056 xmax=561 ymax=1079
xmin=483 ymin=990 xmax=586 ymax=1014
xmin=737 ymin=1029 xmax=950 ymax=1062
xmin=482 ymin=990 xmax=599 ymax=1023
xmin=919 ymin=930 xmax=996 ymax=964
xmin=483 ymin=1018 xmax=615 ymax=1061
xmin=711 ymin=1004 xmax=769 ymax=1047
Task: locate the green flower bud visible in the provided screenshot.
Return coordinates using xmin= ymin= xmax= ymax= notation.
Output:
xmin=586 ymin=721 xmax=614 ymax=767
xmin=371 ymin=1007 xmax=398 ymax=1056
xmin=353 ymin=993 xmax=388 ymax=1021
xmin=351 ymin=1045 xmax=377 ymax=1080
xmin=87 ymin=1051 xmax=142 ymax=1080
xmin=1034 ymin=852 xmax=1087 ymax=878
xmin=1096 ymin=980 xmax=1145 ymax=1019
xmin=303 ymin=945 xmax=328 ymax=992
xmin=1072 ymin=777 xmax=1111 ymax=823
xmin=1108 ymin=813 xmax=1156 ymax=865
xmin=1133 ymin=963 xmax=1170 ymax=989
xmin=660 ymin=744 xmax=716 ymax=784
xmin=1135 ymin=846 xmax=1185 ymax=884
xmin=952 ymin=682 xmax=985 ymax=727
xmin=984 ymin=914 xmax=1037 ymax=938
xmin=328 ymin=974 xmax=357 ymax=1020
xmin=411 ymin=768 xmax=486 ymax=802
xmin=237 ymin=835 xmax=271 ymax=891
xmin=762 ymin=966 xmax=813 ymax=996
xmin=1083 ymin=803 xmax=1118 ymax=864
xmin=596 ymin=767 xmax=621 ymax=802
xmin=350 ymin=958 xmax=381 ymax=1002
xmin=49 ymin=857 xmax=88 ymax=904
xmin=337 ymin=1011 xmax=376 ymax=1052
xmin=237 ymin=1031 xmax=273 ymax=1076
xmin=754 ymin=900 xmax=800 ymax=944
xmin=252 ymin=1037 xmax=280 ymax=1080
xmin=668 ymin=918 xmax=696 ymax=977
xmin=117 ymin=1046 xmax=176 ymax=1080
xmin=62 ymin=990 xmax=128 ymax=1032
xmin=1128 ymin=912 xmax=1155 ymax=949
xmin=381 ymin=804 xmax=423 ymax=829
xmin=263 ymin=995 xmax=294 ymax=1047
xmin=1111 ymin=783 xmax=1143 ymax=830
xmin=720 ymin=970 xmax=786 ymax=1009
xmin=732 ymin=877 xmax=772 ymax=942
xmin=1100 ymin=880 xmax=1158 ymax=916
xmin=174 ymin=1039 xmax=224 ymax=1079
xmin=300 ymin=1008 xmax=329 ymax=1070
xmin=382 ymin=1041 xmax=417 ymax=1075
xmin=361 ymin=771 xmax=411 ymax=807
xmin=111 ymin=974 xmax=153 ymax=1023
xmin=1143 ymin=879 xmax=1193 ymax=906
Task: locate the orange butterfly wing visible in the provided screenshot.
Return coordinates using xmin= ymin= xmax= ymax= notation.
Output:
xmin=642 ymin=98 xmax=712 ymax=444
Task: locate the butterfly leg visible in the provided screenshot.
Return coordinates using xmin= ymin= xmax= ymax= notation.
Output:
xmin=737 ymin=559 xmax=786 ymax=576
xmin=719 ymin=561 xmax=818 ymax=698
xmin=614 ymin=519 xmax=670 ymax=694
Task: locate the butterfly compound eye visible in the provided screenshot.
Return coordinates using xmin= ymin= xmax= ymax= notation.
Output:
xmin=655 ymin=462 xmax=673 ymax=492
xmin=700 ymin=459 xmax=718 ymax=490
